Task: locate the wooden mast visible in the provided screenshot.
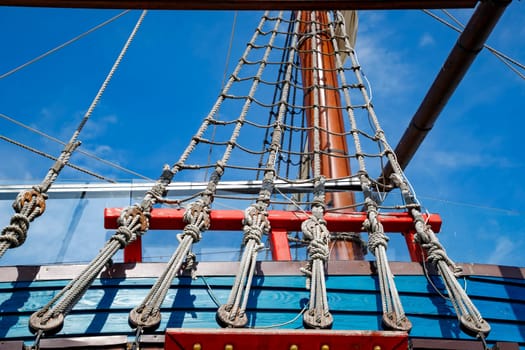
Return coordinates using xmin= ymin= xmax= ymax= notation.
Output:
xmin=297 ymin=11 xmax=364 ymax=260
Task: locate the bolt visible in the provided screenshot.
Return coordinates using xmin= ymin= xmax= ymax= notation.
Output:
xmin=193 ymin=344 xmax=202 ymax=350
xmin=321 ymin=345 xmax=329 ymax=350
xmin=225 ymin=345 xmax=233 ymax=350
xmin=290 ymin=345 xmax=299 ymax=350
xmin=373 ymin=346 xmax=381 ymax=350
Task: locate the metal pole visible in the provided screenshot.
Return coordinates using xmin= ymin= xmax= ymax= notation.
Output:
xmin=381 ymin=0 xmax=511 ymax=181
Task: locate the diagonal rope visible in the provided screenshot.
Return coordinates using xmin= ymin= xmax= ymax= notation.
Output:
xmin=0 ymin=112 xmax=152 ymax=180
xmin=423 ymin=9 xmax=525 ymax=80
xmin=0 ymin=10 xmax=131 ymax=80
xmin=216 ymin=10 xmax=298 ymax=328
xmin=25 ymin=11 xmax=150 ymax=340
xmin=127 ymin=11 xmax=281 ymax=342
xmin=0 ymin=10 xmax=146 ymax=261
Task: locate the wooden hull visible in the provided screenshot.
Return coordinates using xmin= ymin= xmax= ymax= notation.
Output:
xmin=0 ymin=261 xmax=524 ymax=349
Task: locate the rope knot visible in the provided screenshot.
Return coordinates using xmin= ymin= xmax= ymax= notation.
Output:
xmin=183 ymin=224 xmax=202 ymax=242
xmin=242 ymin=205 xmax=270 ymax=245
xmin=0 ymin=213 xmax=30 ymax=247
xmin=117 ymin=205 xmax=149 ymax=235
xmin=308 ymin=237 xmax=329 ymax=261
xmin=113 ymin=226 xmax=134 ymax=248
xmin=183 ymin=200 xmax=211 ymax=232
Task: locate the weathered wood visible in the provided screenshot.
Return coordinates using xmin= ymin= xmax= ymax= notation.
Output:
xmin=0 ymin=273 xmax=524 ymax=345
xmin=0 ymin=0 xmax=479 ymax=10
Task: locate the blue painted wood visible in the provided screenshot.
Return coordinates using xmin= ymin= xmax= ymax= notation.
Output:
xmin=0 ymin=274 xmax=523 ymax=348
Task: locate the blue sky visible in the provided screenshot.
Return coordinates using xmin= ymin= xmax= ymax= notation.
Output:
xmin=0 ymin=4 xmax=524 ymax=267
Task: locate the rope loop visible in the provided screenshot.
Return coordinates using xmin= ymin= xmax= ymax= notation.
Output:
xmin=308 ymin=237 xmax=330 ymax=262
xmin=366 ymin=226 xmax=389 ymax=252
xmin=182 ymin=224 xmax=202 ymax=243
xmin=242 ymin=204 xmax=270 ymax=245
xmin=184 ymin=200 xmax=211 ymax=225
xmin=0 ymin=214 xmax=30 ymax=247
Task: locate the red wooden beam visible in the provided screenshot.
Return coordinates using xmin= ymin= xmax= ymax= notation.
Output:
xmin=0 ymin=0 xmax=478 ymax=10
xmin=105 ymin=208 xmax=442 ymax=232
xmin=165 ymin=328 xmax=408 ymax=350
xmin=269 ymin=229 xmax=292 ymax=261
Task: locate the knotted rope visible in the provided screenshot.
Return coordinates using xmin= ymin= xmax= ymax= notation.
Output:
xmin=26 ymin=11 xmax=153 ymax=338
xmin=216 ymin=204 xmax=269 ymax=327
xmin=391 ymin=173 xmax=490 ymax=337
xmin=216 ymin=10 xmax=298 ymax=328
xmin=128 ymin=199 xmax=210 ymax=333
xmin=300 ymin=179 xmax=333 ymax=329
xmin=0 ymin=10 xmax=145 ymax=260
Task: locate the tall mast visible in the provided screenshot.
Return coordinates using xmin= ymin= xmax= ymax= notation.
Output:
xmin=297 ymin=11 xmax=364 ymax=260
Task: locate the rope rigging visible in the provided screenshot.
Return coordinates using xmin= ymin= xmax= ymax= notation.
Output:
xmin=128 ymin=11 xmax=285 ymax=344
xmin=423 ymin=9 xmax=525 ymax=80
xmin=0 ymin=10 xmax=146 ymax=261
xmin=25 ymin=11 xmax=149 ymax=342
xmin=217 ymin=11 xmax=296 ymax=328
xmin=0 ymin=112 xmax=152 ymax=180
xmin=16 ymin=8 xmax=494 ymax=346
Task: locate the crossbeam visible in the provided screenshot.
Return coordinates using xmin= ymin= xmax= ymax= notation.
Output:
xmin=0 ymin=0 xmax=479 ymax=10
xmin=104 ymin=208 xmax=441 ymax=262
xmin=104 ymin=208 xmax=442 ymax=232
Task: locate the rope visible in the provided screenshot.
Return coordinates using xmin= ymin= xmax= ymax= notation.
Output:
xmin=26 ymin=11 xmax=149 ymax=336
xmin=216 ymin=10 xmax=297 ymax=328
xmin=423 ymin=9 xmax=525 ymax=80
xmin=0 ymin=112 xmax=151 ymax=180
xmin=390 ymin=173 xmax=491 ymax=337
xmin=328 ymin=10 xmax=411 ymax=332
xmin=0 ymin=10 xmax=147 ymax=260
xmin=0 ymin=10 xmax=131 ymax=80
xmin=0 ymin=134 xmax=116 ymax=182
xmin=129 ymin=11 xmax=279 ymax=338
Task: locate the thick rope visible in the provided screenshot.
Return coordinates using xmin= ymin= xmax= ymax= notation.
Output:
xmin=329 ymin=10 xmax=411 ymax=332
xmin=26 ymin=11 xmax=149 ymax=336
xmin=0 ymin=11 xmax=147 ymax=260
xmin=128 ymin=12 xmax=276 ymax=340
xmin=216 ymin=10 xmax=298 ymax=328
xmin=391 ymin=173 xmax=491 ymax=337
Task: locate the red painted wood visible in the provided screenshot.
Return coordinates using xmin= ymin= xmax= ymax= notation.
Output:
xmin=105 ymin=208 xmax=442 ymax=232
xmin=403 ymin=230 xmax=424 ymax=263
xmin=124 ymin=236 xmax=142 ymax=263
xmin=165 ymin=328 xmax=408 ymax=350
xmin=270 ymin=229 xmax=292 ymax=261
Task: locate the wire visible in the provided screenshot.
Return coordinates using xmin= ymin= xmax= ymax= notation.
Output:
xmin=0 ymin=10 xmax=131 ymax=80
xmin=0 ymin=112 xmax=152 ymax=180
xmin=422 ymin=9 xmax=525 ymax=80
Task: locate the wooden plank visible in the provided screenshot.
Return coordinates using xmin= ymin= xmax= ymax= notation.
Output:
xmin=1 ymin=275 xmax=524 ymax=316
xmin=2 ymin=311 xmax=524 ymax=344
xmin=0 ymin=0 xmax=479 ymax=10
xmin=2 ymin=262 xmax=523 ymax=282
xmin=165 ymin=328 xmax=408 ymax=350
xmin=104 ymin=208 xmax=443 ymax=233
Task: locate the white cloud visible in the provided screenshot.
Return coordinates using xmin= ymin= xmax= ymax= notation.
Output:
xmin=426 ymin=150 xmax=518 ymax=169
xmin=419 ymin=33 xmax=435 ymax=47
xmin=487 ymin=236 xmax=520 ymax=265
